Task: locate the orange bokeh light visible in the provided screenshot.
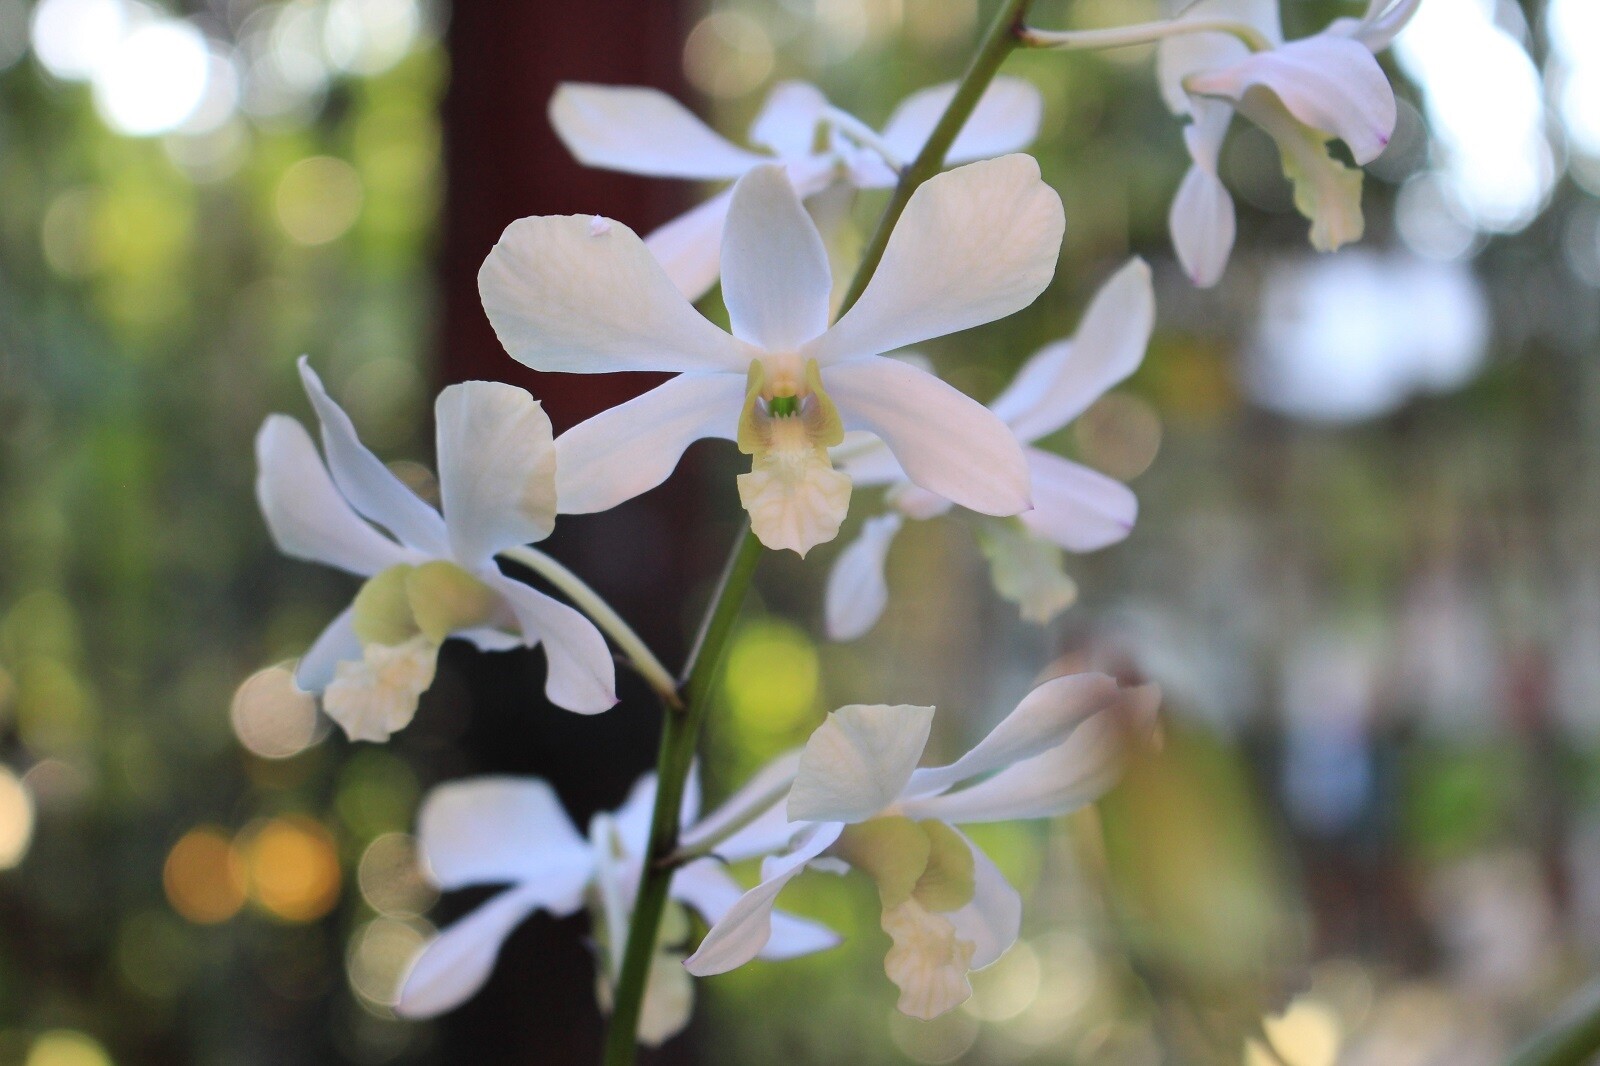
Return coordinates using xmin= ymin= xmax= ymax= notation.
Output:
xmin=163 ymin=826 xmax=247 ymax=925
xmin=242 ymin=815 xmax=343 ymax=923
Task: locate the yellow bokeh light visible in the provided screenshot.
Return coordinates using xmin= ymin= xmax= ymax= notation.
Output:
xmin=274 ymin=155 xmax=364 ymax=245
xmin=682 ymin=11 xmax=773 ymax=100
xmin=1073 ymin=392 xmax=1162 ymax=482
xmin=346 ymin=916 xmax=430 ymax=1009
xmin=230 ymin=663 xmax=321 ymax=760
xmin=0 ymin=766 xmax=34 ymax=870
xmin=723 ymin=619 xmax=820 ymax=736
xmin=1249 ymin=998 xmax=1342 ymax=1066
xmin=243 ymin=815 xmax=342 ymax=923
xmin=964 ymin=940 xmax=1041 ymax=1022
xmin=25 ymin=1029 xmax=112 ymax=1066
xmin=357 ymin=832 xmax=435 ymax=918
xmin=163 ymin=826 xmax=247 ymax=924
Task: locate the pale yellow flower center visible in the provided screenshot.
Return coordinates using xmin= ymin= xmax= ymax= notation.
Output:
xmin=735 ymin=356 xmax=851 ymax=556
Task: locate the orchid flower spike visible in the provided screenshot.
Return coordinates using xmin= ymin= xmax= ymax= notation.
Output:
xmin=480 ymin=157 xmax=1063 ymax=557
xmin=681 ymin=673 xmax=1161 ymax=1019
xmin=826 ymin=259 xmax=1155 ymax=638
xmin=395 ymin=772 xmax=837 ymax=1043
xmin=1157 ymin=0 xmax=1420 ymax=286
xmin=254 ymin=359 xmax=617 ymax=742
xmin=549 ymin=78 xmax=1043 ymax=302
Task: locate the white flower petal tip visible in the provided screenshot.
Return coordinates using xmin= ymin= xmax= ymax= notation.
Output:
xmin=812 ymin=155 xmax=1064 ymax=365
xmin=322 ymin=636 xmax=438 ymax=743
xmin=548 ymin=83 xmax=768 ymax=180
xmin=788 ymin=704 xmax=935 ymax=823
xmin=479 ymin=214 xmax=743 ymax=375
xmin=1170 ymin=164 xmax=1237 ymax=288
xmin=881 ymin=898 xmax=977 ymax=1020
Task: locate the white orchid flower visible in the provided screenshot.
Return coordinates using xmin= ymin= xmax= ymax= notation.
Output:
xmin=255 ymin=359 xmax=617 ymax=742
xmin=680 ymin=673 xmax=1161 ymax=1019
xmin=395 ymin=772 xmax=838 ymax=1043
xmin=1157 ymin=0 xmax=1419 ymax=285
xmin=825 ymin=259 xmax=1154 ymax=639
xmin=479 ymin=156 xmax=1063 ymax=557
xmin=550 ymin=77 xmax=1043 ymax=302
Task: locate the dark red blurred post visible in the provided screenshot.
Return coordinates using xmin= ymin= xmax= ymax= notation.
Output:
xmin=431 ymin=3 xmax=709 ymax=1062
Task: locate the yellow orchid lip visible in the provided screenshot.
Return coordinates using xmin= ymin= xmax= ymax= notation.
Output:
xmin=736 ymin=357 xmax=853 ymax=555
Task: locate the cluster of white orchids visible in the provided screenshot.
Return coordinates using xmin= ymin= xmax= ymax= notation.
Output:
xmin=246 ymin=0 xmax=1418 ymax=1057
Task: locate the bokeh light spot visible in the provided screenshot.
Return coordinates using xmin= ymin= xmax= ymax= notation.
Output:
xmin=0 ymin=766 xmax=34 ymax=870
xmin=163 ymin=826 xmax=247 ymax=924
xmin=92 ymin=19 xmax=210 ymax=136
xmin=1252 ymin=997 xmax=1341 ymax=1066
xmin=346 ymin=916 xmax=429 ymax=1009
xmin=231 ymin=663 xmax=322 ymax=760
xmin=30 ymin=0 xmax=125 ymax=81
xmin=723 ymin=618 xmax=820 ymax=737
xmin=244 ymin=815 xmax=342 ymax=923
xmin=357 ymin=833 xmax=435 ymax=917
xmin=1073 ymin=392 xmax=1161 ymax=482
xmin=24 ymin=1031 xmax=111 ymax=1066
xmin=887 ymin=1007 xmax=979 ymax=1064
xmin=964 ymin=940 xmax=1040 ymax=1022
xmin=683 ymin=11 xmax=773 ymax=100
xmin=275 ymin=156 xmax=364 ymax=245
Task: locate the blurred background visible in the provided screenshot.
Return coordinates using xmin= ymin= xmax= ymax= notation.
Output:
xmin=0 ymin=0 xmax=1596 ymax=1062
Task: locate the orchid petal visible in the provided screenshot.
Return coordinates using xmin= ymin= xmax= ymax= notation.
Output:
xmin=880 ymin=77 xmax=1043 ymax=165
xmin=680 ymin=751 xmax=803 ymax=859
xmin=788 ymin=704 xmax=935 ymax=823
xmin=1168 ymin=99 xmax=1237 ymax=287
xmin=749 ymin=81 xmax=828 ymax=158
xmin=721 ymin=166 xmax=833 ymax=350
xmin=672 ymin=859 xmax=840 ymax=960
xmin=489 ymin=574 xmax=618 ymax=714
xmin=417 ymin=776 xmax=593 ymax=893
xmin=990 ymin=259 xmax=1155 ymax=442
xmin=609 ymin=771 xmax=696 ymax=860
xmin=549 ymin=83 xmax=768 ymax=179
xmin=1156 ymin=0 xmax=1280 ymax=114
xmin=297 ymin=359 xmax=450 ymax=556
xmin=435 ymin=382 xmax=557 ymax=568
xmin=825 ymin=356 xmax=1031 ymax=517
xmin=479 ymin=215 xmax=746 ymax=374
xmin=322 ymin=636 xmax=438 ymax=743
xmin=1349 ymin=0 xmax=1422 ymax=50
xmin=294 ymin=607 xmax=361 ymax=691
xmin=832 ymin=431 xmax=905 ymax=487
xmin=905 ymin=672 xmax=1121 ymax=798
xmin=683 ymin=822 xmax=843 ymax=975
xmin=1022 ymin=450 xmax=1137 ymax=553
xmin=256 ymin=416 xmax=410 ymax=578
xmin=906 ymin=684 xmax=1161 ymax=823
xmin=395 ymin=882 xmax=549 ymax=1018
xmin=807 ymin=156 xmax=1063 ymax=366
xmin=554 ymin=373 xmax=746 ymax=514
xmin=947 ymin=833 xmax=1021 ymax=970
xmin=824 ymin=513 xmax=903 ymax=642
xmin=645 ymin=189 xmax=734 ymax=302
xmin=1187 ymin=35 xmax=1395 ymax=164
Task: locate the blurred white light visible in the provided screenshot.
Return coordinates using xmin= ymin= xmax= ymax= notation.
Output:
xmin=1394 ymin=0 xmax=1554 ymax=232
xmin=91 ymin=19 xmax=210 ymax=136
xmin=176 ymin=48 xmax=240 ymax=135
xmin=1247 ymin=252 xmax=1489 ymax=422
xmin=0 ymin=765 xmax=34 ymax=870
xmin=324 ymin=0 xmax=420 ymax=75
xmin=31 ymin=0 xmax=126 ymax=81
xmin=1549 ymin=0 xmax=1600 ymax=158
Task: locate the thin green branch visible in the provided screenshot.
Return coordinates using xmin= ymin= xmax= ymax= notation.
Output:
xmin=498 ymin=545 xmax=682 ymax=709
xmin=1018 ymin=17 xmax=1274 ymax=54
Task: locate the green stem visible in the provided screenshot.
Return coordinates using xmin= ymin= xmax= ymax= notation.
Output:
xmin=600 ymin=4 xmax=1036 ymax=1059
xmin=1509 ymin=981 xmax=1600 ymax=1066
xmin=835 ymin=0 xmax=1035 ymax=318
xmin=1018 ymin=17 xmax=1274 ymax=54
xmin=498 ymin=545 xmax=681 ymax=708
xmin=600 ymin=526 xmax=762 ymax=1065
